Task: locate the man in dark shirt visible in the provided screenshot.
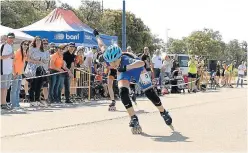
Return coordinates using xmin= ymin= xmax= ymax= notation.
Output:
xmin=63 ymin=42 xmax=76 ymax=103
xmin=171 ymin=55 xmax=180 ymax=73
xmin=141 ymin=47 xmax=152 ymax=77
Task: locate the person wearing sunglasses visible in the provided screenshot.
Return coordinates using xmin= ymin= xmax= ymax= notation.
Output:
xmin=49 ymin=44 xmax=73 ymax=104
xmin=10 ymin=40 xmax=29 ymax=110
xmin=63 ymin=42 xmax=76 ymax=103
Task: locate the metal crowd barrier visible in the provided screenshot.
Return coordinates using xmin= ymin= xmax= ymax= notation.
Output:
xmin=62 ymin=67 xmax=91 ymax=101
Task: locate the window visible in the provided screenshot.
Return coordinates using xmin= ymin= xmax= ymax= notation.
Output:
xmin=178 ymin=56 xmax=189 ymax=67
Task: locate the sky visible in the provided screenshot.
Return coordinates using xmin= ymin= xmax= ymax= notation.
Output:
xmin=57 ymin=0 xmax=248 ymax=43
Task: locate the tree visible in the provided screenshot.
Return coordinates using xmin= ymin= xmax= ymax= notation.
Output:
xmin=167 ymin=38 xmax=187 ymax=54
xmin=1 ymin=0 xmax=56 ymax=28
xmin=225 ymin=40 xmax=244 ymax=64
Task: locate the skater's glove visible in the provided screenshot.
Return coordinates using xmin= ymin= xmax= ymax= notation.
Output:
xmin=118 ymin=65 xmax=127 ymax=72
xmin=99 ymin=54 xmax=105 ymax=63
xmin=93 ymin=29 xmax=99 ymax=37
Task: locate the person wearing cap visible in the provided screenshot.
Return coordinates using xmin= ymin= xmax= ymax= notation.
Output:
xmin=1 ymin=32 xmax=15 ymax=110
xmin=49 ymin=42 xmax=56 ymax=55
xmin=49 ymin=44 xmax=73 ymax=104
xmin=63 ymin=42 xmax=76 ymax=103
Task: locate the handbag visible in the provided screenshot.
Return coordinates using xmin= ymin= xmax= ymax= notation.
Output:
xmin=24 ymin=62 xmax=38 ymax=78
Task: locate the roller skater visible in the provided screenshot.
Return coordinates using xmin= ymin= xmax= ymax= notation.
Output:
xmin=94 ymin=29 xmax=174 ymax=134
xmin=99 ymin=55 xmax=118 ymax=111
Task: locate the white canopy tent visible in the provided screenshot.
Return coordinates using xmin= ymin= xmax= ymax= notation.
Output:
xmin=0 ymin=25 xmax=34 ymax=42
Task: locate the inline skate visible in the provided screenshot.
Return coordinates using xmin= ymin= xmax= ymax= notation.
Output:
xmin=160 ymin=110 xmax=174 ymax=131
xmin=129 ymin=115 xmax=142 ymax=134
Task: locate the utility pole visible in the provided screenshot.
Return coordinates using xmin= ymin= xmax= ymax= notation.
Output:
xmin=166 ymin=28 xmax=170 ymax=52
xmin=102 ymin=0 xmax=103 ymax=13
xmin=122 ymin=0 xmax=126 ymax=51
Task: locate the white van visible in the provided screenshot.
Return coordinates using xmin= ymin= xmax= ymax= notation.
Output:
xmin=167 ymin=54 xmax=189 ymax=76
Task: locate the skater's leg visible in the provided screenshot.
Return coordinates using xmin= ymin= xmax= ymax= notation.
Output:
xmin=144 ymin=88 xmax=164 ymax=112
xmin=107 ymin=76 xmax=115 ymax=101
xmin=144 ymin=88 xmax=172 ymax=126
xmin=118 ymin=80 xmax=135 ymax=117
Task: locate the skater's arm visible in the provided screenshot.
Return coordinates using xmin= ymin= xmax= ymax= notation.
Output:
xmin=126 ymin=60 xmax=145 ymax=70
xmin=96 ymin=36 xmax=106 ymax=53
xmin=93 ymin=29 xmax=106 ymax=53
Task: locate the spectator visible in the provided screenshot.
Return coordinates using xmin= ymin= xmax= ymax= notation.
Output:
xmin=127 ymin=46 xmax=132 ymax=53
xmin=74 ymin=46 xmax=85 ymax=97
xmin=41 ymin=39 xmax=50 ymax=103
xmin=236 ymin=61 xmax=246 ymax=88
xmin=216 ymin=61 xmax=221 ymax=85
xmin=152 ymin=49 xmax=163 ymax=79
xmin=93 ymin=46 xmax=102 ymax=75
xmin=84 ymin=46 xmax=96 ymax=82
xmin=188 ymin=55 xmax=198 ymax=92
xmin=49 ymin=44 xmax=72 ymax=103
xmin=197 ymin=57 xmax=205 ymax=90
xmin=221 ymin=61 xmax=227 ymax=86
xmin=162 ymin=56 xmax=173 ymax=77
xmin=63 ymin=42 xmax=76 ymax=103
xmin=49 ymin=42 xmax=56 ymax=55
xmin=226 ymin=60 xmax=236 ymax=88
xmin=141 ymin=47 xmax=152 ymax=77
xmin=1 ymin=35 xmax=7 ymax=44
xmin=10 ymin=40 xmax=29 ymax=110
xmin=25 ymin=36 xmax=48 ymax=106
xmin=171 ymin=54 xmax=180 ymax=73
xmin=1 ymin=33 xmax=15 ymax=110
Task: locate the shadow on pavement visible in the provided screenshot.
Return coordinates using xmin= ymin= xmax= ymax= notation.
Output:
xmin=1 ymin=101 xmax=108 ymax=116
xmin=114 ymin=109 xmax=149 ymax=114
xmin=141 ymin=131 xmax=192 ymax=143
xmin=1 ymin=110 xmax=29 ymax=116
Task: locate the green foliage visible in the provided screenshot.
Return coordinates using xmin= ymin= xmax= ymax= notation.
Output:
xmin=167 ymin=28 xmax=246 ymax=63
xmin=1 ymin=0 xmax=56 ymax=28
xmin=1 ymin=1 xmax=245 ymax=62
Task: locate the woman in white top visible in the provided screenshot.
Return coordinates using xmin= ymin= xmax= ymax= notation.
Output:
xmin=25 ymin=36 xmax=49 ymax=106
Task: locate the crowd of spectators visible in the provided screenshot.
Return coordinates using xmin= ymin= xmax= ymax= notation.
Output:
xmin=0 ymin=33 xmax=102 ymax=111
xmin=0 ymin=32 xmax=246 ymax=111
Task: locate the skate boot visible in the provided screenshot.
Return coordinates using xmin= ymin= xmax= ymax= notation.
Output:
xmin=129 ymin=115 xmax=142 ymax=134
xmin=108 ymin=100 xmax=116 ymax=111
xmin=160 ymin=110 xmax=174 ymax=131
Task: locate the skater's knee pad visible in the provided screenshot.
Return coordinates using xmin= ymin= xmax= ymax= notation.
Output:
xmin=145 ymin=88 xmax=161 ymax=106
xmin=119 ymin=87 xmax=133 ymax=109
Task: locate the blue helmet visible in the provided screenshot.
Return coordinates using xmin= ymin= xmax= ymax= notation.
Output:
xmin=103 ymin=45 xmax=122 ymax=62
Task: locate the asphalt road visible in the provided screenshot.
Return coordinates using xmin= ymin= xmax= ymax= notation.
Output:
xmin=1 ymin=87 xmax=247 ymax=152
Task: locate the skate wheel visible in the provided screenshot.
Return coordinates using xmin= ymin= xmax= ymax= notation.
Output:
xmin=169 ymin=125 xmax=175 ymax=131
xmin=131 ymin=126 xmax=142 ymax=134
xmin=108 ymin=106 xmax=116 ymax=111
